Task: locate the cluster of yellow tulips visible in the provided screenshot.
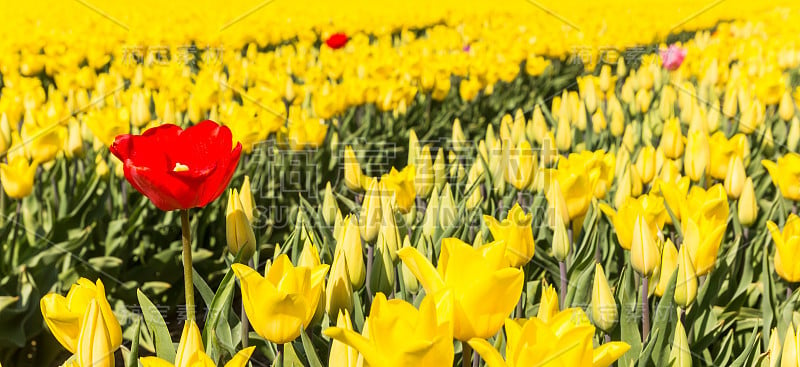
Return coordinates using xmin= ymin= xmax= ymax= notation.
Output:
xmin=4 ymin=0 xmax=800 ymax=366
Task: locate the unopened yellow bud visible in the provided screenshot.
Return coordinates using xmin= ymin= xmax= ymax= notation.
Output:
xmin=724 ymin=155 xmax=746 ymax=199
xmin=674 ymin=245 xmax=698 ymax=307
xmin=631 ymin=215 xmax=659 ymax=276
xmin=226 ymin=189 xmax=256 ymax=261
xmin=359 ymin=179 xmax=382 ymax=243
xmin=738 ymin=177 xmax=758 ymax=227
xmin=591 ymin=264 xmax=618 ymax=333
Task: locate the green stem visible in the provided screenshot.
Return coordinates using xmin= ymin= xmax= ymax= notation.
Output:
xmin=241 ymin=258 xmax=253 ymax=348
xmin=181 ymin=209 xmax=196 ymax=321
xmin=559 ymin=261 xmax=568 ymax=309
xmin=642 ymin=276 xmax=650 ymax=342
xmin=277 ymin=343 xmax=284 ymax=367
xmin=462 ymin=341 xmax=472 ymax=367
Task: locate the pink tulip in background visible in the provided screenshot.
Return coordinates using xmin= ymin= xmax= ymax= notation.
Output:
xmin=660 ymin=44 xmax=687 ymax=70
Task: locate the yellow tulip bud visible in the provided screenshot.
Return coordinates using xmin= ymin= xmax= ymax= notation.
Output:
xmin=415 ymin=145 xmax=434 ymax=198
xmin=226 ymin=189 xmax=256 ymax=260
xmin=360 ymin=178 xmax=382 ymax=243
xmin=591 ymin=264 xmax=618 ymax=333
xmin=655 ymin=239 xmax=678 ymax=297
xmin=555 ymin=116 xmax=571 ymax=152
xmin=789 ymin=117 xmax=800 ymax=152
xmin=338 ymin=215 xmax=366 ymax=289
xmin=344 ymin=146 xmax=364 ymax=192
xmin=77 ymin=300 xmax=115 ymax=367
xmin=370 ymin=231 xmax=396 ymax=295
xmin=674 ymin=245 xmax=698 ymax=307
xmin=433 ymin=149 xmax=446 ymax=192
xmin=631 ymin=215 xmax=659 ymax=276
xmin=505 ymin=140 xmax=535 ymax=190
xmin=422 ymin=186 xmax=440 ymax=238
xmin=610 ymin=108 xmax=625 ymax=137
xmin=591 ymin=109 xmax=606 ymax=134
xmin=574 ymin=101 xmax=588 ymax=131
xmin=767 ymin=215 xmax=800 ymax=283
xmin=668 ymin=318 xmax=691 ymax=367
xmin=528 ymin=105 xmax=548 ymax=144
xmin=327 ymin=248 xmax=354 ymax=319
xmin=635 ymin=146 xmax=657 ymax=185
xmin=466 ymin=162 xmax=483 ymax=210
xmin=485 ymin=203 xmax=535 ymax=267
xmin=400 ymin=235 xmax=419 ymax=293
xmin=322 ymin=181 xmax=338 ymax=226
xmin=408 ymin=130 xmax=420 ymax=167
xmin=95 ymin=155 xmax=110 ymax=178
xmin=452 ymin=118 xmax=467 ymax=151
xmin=660 ymin=118 xmax=684 ymax=160
xmin=738 ymin=177 xmax=758 ymax=227
xmin=551 ymin=205 xmax=570 ymax=262
xmin=239 ymin=176 xmax=255 ymax=223
xmin=622 ymin=124 xmax=636 ymax=152
xmin=723 ymin=155 xmax=746 ymax=199
xmin=780 ymin=91 xmax=796 ymax=121
xmin=438 ymin=183 xmax=457 ymax=231
xmin=684 ymin=129 xmax=709 ymax=182
xmin=782 ymin=324 xmax=797 ymax=367
xmin=616 ymin=58 xmax=627 ymax=79
xmin=767 ymin=328 xmax=781 ymax=367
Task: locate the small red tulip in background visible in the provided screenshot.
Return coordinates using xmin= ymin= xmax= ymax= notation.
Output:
xmin=326 ymin=32 xmax=348 ymax=49
xmin=110 ymin=120 xmax=242 ymax=211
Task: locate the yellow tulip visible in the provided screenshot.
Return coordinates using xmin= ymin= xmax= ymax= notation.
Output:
xmin=763 ymin=153 xmax=800 ymax=201
xmin=225 ymin=189 xmax=256 ymax=260
xmin=74 ymin=300 xmax=114 ymax=367
xmin=0 ymin=155 xmax=37 ymax=199
xmin=359 ymin=178 xmax=382 ymax=242
xmin=336 ymin=215 xmax=366 ymax=289
xmin=599 ymin=194 xmax=667 ymax=250
xmin=780 ymin=91 xmax=796 ymax=121
xmin=551 ymin=203 xmax=570 ymax=262
xmin=767 ymin=215 xmax=800 ymax=283
xmin=468 ymin=309 xmax=630 ymax=367
xmin=738 ymin=177 xmax=758 ymax=227
xmin=681 ymin=185 xmax=728 ymax=275
xmin=631 ymin=215 xmax=660 ymax=277
xmin=65 ymin=120 xmax=84 ymax=159
xmin=299 ymin=239 xmax=326 ymax=324
xmin=723 ymin=155 xmax=746 ymax=199
xmin=381 ymin=166 xmax=416 ymax=214
xmin=484 ymin=204 xmax=535 ymax=267
xmin=653 ymin=177 xmax=690 ymax=223
xmin=321 ymin=181 xmax=338 ymax=226
xmin=591 ymin=264 xmax=618 ymax=333
xmin=344 ymin=146 xmax=365 ymax=192
xmin=545 ymin=168 xmax=592 ymax=223
xmin=231 ymin=256 xmax=329 ymax=344
xmin=708 ymin=132 xmax=748 ymax=180
xmin=398 ymin=238 xmax=523 ymax=340
xmin=140 ymin=320 xmax=254 ymax=367
xmin=555 ymin=115 xmax=571 ymax=152
xmin=40 ymin=279 xmax=122 ymax=355
xmin=537 ymin=283 xmax=560 ymax=323
xmin=559 ymin=151 xmax=615 ymax=199
xmin=400 ymin=235 xmax=420 ymax=293
xmin=789 ymin=117 xmax=800 ymax=151
xmin=324 ymin=292 xmax=454 ymax=367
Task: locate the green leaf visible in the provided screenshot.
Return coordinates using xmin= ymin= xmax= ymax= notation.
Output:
xmin=137 ymin=289 xmax=176 ymax=361
xmin=202 ymin=267 xmax=237 ymax=353
xmin=125 ymin=318 xmax=142 ymax=367
xmin=301 ymin=328 xmax=324 ymax=367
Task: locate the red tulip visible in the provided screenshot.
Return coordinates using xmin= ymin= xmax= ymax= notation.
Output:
xmin=325 ymin=33 xmax=348 ymax=50
xmin=110 ymin=120 xmax=242 ymax=211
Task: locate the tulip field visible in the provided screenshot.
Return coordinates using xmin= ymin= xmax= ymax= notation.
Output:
xmin=5 ymin=0 xmax=800 ymax=366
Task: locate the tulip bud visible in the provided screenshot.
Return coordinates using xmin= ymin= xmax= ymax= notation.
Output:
xmin=500 ymin=114 xmax=513 ymax=143
xmin=574 ymin=101 xmax=588 ymax=131
xmin=674 ymin=245 xmax=698 ymax=307
xmin=631 ymin=215 xmax=659 ymax=277
xmin=738 ymin=177 xmax=758 ymax=227
xmin=452 ymin=119 xmax=467 ymax=150
xmin=359 ymin=178 xmax=382 ymax=243
xmin=95 ymin=155 xmax=109 ymax=178
xmin=344 ymin=146 xmax=364 ymax=192
xmin=337 ymin=215 xmax=365 ymax=289
xmin=684 ymin=129 xmax=709 ymax=182
xmin=610 ymin=108 xmax=625 ymax=137
xmin=668 ymin=319 xmax=691 ymax=367
xmin=591 ymin=109 xmax=607 ymax=134
xmin=322 ymin=181 xmax=338 ymax=226
xmin=415 ymin=145 xmax=434 ymax=198
xmin=226 ymin=189 xmax=256 ymax=261
xmin=240 ymin=176 xmax=255 ymax=223
xmin=327 ymin=249 xmax=354 ymax=319
xmin=369 ymin=232 xmax=396 ymax=296
xmin=528 ymin=105 xmax=548 ymax=144
xmin=329 ymin=310 xmax=358 ymax=367
xmin=555 ymin=116 xmax=571 ymax=152
xmin=65 ymin=119 xmax=84 ymax=159
xmin=400 ymin=235 xmax=419 ymax=293
xmin=551 ymin=207 xmax=570 ymax=262
xmin=783 ymin=324 xmax=797 ymax=367
xmin=655 ymin=239 xmax=678 ymax=297
xmin=466 ymin=162 xmax=483 ymax=210
xmin=616 ymin=58 xmax=626 ymax=78
xmin=780 ymin=91 xmax=796 ymax=121
xmin=591 ymin=264 xmax=618 ymax=333
xmin=789 ymin=117 xmax=800 ymax=152
xmin=622 ymin=124 xmax=636 ymax=152
xmin=433 ymin=149 xmax=446 ymax=192
xmin=77 ymin=301 xmax=115 ymax=367
xmin=635 ymin=146 xmax=657 ymax=184
xmin=422 ymin=186 xmax=440 ymax=238
xmin=546 ymin=179 xmax=570 ymax=226
xmin=660 ymin=118 xmax=684 ymax=159
xmin=299 ymin=239 xmax=326 ymax=324
xmin=723 ymin=155 xmax=745 ymax=199
xmin=438 ymin=183 xmax=457 ymax=231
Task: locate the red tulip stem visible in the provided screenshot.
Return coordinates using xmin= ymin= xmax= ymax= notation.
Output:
xmin=642 ymin=276 xmax=650 ymax=342
xmin=181 ymin=209 xmax=196 ymax=321
xmin=462 ymin=341 xmax=472 ymax=367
